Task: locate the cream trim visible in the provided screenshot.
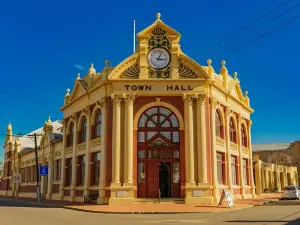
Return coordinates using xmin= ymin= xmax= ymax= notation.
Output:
xmin=133 ymin=100 xmax=184 ymax=130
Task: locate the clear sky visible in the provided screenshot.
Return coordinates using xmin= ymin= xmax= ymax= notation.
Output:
xmin=1 ymin=0 xmax=300 ymax=159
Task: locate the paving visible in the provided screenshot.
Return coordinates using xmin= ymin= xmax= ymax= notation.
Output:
xmin=0 ymin=193 xmax=281 ymax=214
xmin=0 ymin=197 xmax=300 ymax=225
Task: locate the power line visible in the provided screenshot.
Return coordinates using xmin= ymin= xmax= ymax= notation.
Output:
xmin=222 ymin=2 xmax=300 ymax=49
xmin=213 ymin=0 xmax=293 ymax=47
xmin=231 ymin=13 xmax=300 ymax=52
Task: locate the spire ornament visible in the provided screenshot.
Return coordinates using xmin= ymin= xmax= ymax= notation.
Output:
xmin=156 ymin=13 xmax=161 ymax=20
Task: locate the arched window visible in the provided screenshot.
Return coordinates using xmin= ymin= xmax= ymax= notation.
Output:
xmin=67 ymin=122 xmax=74 ymax=147
xmin=80 ymin=118 xmax=87 ymax=143
xmin=229 ymin=117 xmax=237 ymax=143
xmin=241 ymin=124 xmax=248 ymax=147
xmin=215 ymin=110 xmax=224 ymax=139
xmin=94 ymin=110 xmax=102 ymax=138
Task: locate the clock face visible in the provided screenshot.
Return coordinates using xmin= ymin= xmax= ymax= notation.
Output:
xmin=148 ymin=48 xmax=170 ymax=69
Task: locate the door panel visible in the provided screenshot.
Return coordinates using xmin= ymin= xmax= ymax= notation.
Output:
xmin=147 ymin=161 xmax=159 ymax=198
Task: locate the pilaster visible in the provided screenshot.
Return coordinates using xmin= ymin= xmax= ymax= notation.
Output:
xmin=59 ymin=119 xmax=67 ymax=200
xmin=46 ymin=145 xmax=54 ymax=200
xmin=183 ymin=94 xmax=195 ymax=184
xmin=248 ymin=120 xmax=256 ymax=197
xmin=210 ymin=97 xmax=219 ymax=202
xmin=237 ymin=116 xmax=245 ymax=197
xmin=84 ymin=106 xmax=91 ymax=197
xmin=124 ymin=94 xmax=135 ymax=185
xmin=98 ymin=97 xmax=108 ymax=204
xmin=111 ymin=94 xmax=122 ymax=186
xmin=196 ymin=94 xmax=208 ymax=184
xmin=70 ymin=113 xmax=78 ymax=201
xmin=225 ymin=107 xmax=232 ymax=191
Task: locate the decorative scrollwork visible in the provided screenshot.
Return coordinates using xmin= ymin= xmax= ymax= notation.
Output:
xmin=179 ymin=63 xmax=199 ymax=78
xmin=122 ymin=64 xmax=139 ymax=79
xmin=148 ymin=28 xmax=170 ymax=50
xmin=149 ymin=66 xmax=170 ymax=78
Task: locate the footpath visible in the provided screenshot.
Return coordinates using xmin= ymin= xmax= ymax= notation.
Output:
xmin=0 ymin=193 xmax=281 ymax=214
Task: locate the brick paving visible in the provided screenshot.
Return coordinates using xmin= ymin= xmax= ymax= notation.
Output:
xmin=0 ymin=193 xmax=282 ymax=214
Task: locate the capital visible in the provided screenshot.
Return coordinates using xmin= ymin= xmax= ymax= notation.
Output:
xmin=84 ymin=106 xmax=91 ymax=116
xmin=183 ymin=94 xmax=195 ymax=105
xmin=125 ymin=94 xmax=135 ymax=104
xmin=210 ymin=97 xmax=218 ymax=109
xmin=238 ymin=116 xmax=243 ymax=125
xmin=248 ymin=120 xmax=252 ymax=127
xmin=197 ymin=94 xmax=207 ymax=103
xmin=111 ymin=93 xmax=123 ymax=106
xmin=98 ymin=97 xmax=107 ymax=110
xmin=225 ymin=107 xmax=232 ymax=117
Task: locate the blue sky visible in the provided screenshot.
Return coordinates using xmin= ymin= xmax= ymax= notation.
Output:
xmin=1 ymin=0 xmax=300 ymax=159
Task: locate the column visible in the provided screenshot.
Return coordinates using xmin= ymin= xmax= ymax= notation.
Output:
xmin=237 ymin=116 xmax=245 ymax=195
xmin=98 ymin=98 xmax=107 ymax=203
xmin=84 ymin=107 xmax=91 ymax=196
xmin=253 ymin=155 xmax=262 ymax=195
xmin=225 ymin=107 xmax=232 ymax=189
xmin=111 ymin=94 xmax=122 ymax=185
xmin=59 ymin=119 xmax=67 ymax=200
xmin=47 ymin=145 xmax=54 ymax=199
xmin=125 ymin=94 xmax=134 ymax=185
xmin=210 ymin=97 xmax=218 ymax=187
xmin=184 ymin=94 xmax=195 ymax=184
xmin=71 ymin=114 xmax=78 ymax=200
xmin=196 ymin=94 xmax=207 ymax=184
xmin=247 ymin=120 xmax=256 ymax=196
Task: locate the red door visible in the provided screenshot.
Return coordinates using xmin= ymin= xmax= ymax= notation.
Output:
xmin=146 ymin=161 xmax=159 ymax=198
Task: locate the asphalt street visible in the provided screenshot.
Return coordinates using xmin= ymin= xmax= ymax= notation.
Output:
xmin=0 ymin=198 xmax=300 ymax=225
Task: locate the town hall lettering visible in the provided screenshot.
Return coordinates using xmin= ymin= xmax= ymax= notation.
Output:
xmin=125 ymin=85 xmax=193 ymax=91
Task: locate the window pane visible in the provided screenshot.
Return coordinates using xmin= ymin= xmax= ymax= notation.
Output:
xmin=161 ymin=120 xmax=171 ymax=128
xmin=152 ymin=115 xmax=158 ymax=123
xmin=160 ymin=131 xmax=171 ymax=140
xmin=147 ymin=132 xmax=157 ymax=140
xmin=159 ymin=107 xmax=171 ymax=116
xmin=147 ymin=120 xmax=156 ymax=127
xmin=96 ymin=124 xmax=102 ymax=137
xmin=146 ymin=107 xmax=158 ymax=116
xmin=138 ymin=132 xmax=145 ymax=142
xmin=147 ymin=151 xmax=152 ymax=159
xmin=138 ymin=150 xmax=145 ymax=159
xmin=138 ymin=163 xmax=145 ymax=184
xmin=172 ymin=131 xmax=180 ymax=142
xmin=159 ymin=115 xmax=166 ymax=123
xmin=170 ymin=115 xmax=179 ymax=127
xmin=138 ymin=115 xmax=147 ymax=127
xmin=217 ymin=163 xmax=223 ymax=184
xmin=173 ymin=162 xmax=180 ymax=183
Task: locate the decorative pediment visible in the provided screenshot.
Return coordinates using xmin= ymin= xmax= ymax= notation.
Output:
xmin=178 ymin=54 xmax=209 ymax=79
xmin=137 ymin=13 xmax=180 ymax=41
xmin=69 ymin=80 xmax=87 ymax=101
xmin=121 ymin=63 xmax=140 ymax=79
xmin=228 ymin=79 xmax=245 ymax=102
xmin=149 ymin=138 xmax=168 ymax=146
xmin=109 ymin=53 xmax=139 ymax=80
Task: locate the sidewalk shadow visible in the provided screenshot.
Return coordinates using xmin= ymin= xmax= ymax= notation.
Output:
xmin=225 ymin=218 xmax=300 ymax=224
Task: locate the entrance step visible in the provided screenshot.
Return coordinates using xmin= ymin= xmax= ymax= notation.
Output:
xmin=135 ymin=198 xmax=184 ymax=204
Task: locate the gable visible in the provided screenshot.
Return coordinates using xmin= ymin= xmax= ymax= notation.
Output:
xmin=70 ymin=81 xmax=87 ymax=101
xmin=228 ymin=79 xmax=244 ymax=101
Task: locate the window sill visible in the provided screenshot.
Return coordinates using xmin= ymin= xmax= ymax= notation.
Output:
xmin=76 ymin=186 xmax=84 ymax=190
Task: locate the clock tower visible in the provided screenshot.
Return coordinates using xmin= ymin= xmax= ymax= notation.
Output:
xmin=137 ymin=13 xmax=181 ymax=79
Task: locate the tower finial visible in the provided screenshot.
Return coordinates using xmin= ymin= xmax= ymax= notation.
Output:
xmin=66 ymin=88 xmax=70 ymax=96
xmin=77 ymin=73 xmax=80 ymax=80
xmin=105 ymin=60 xmax=110 ymax=67
xmin=244 ymin=91 xmax=248 ymax=97
xmin=233 ymin=72 xmax=237 ymax=79
xmin=207 ymin=59 xmax=212 ymax=66
xmin=156 ymin=13 xmax=161 ymax=20
xmin=47 ymin=116 xmax=52 ymax=124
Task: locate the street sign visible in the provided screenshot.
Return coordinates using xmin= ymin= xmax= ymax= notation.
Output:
xmin=39 ymin=166 xmax=48 ymax=176
xmin=13 ymin=173 xmax=21 ymax=183
xmin=218 ymin=189 xmax=234 ymax=208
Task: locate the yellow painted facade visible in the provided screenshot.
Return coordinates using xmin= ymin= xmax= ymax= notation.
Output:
xmin=1 ymin=13 xmax=296 ymax=206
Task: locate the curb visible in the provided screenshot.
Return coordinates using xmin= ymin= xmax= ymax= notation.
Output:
xmin=2 ymin=197 xmax=279 ymax=215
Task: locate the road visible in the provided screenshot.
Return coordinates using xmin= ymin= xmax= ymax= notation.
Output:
xmin=0 ymin=198 xmax=300 ymax=225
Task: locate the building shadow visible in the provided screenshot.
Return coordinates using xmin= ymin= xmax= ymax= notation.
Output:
xmin=225 ymin=219 xmax=300 ymax=224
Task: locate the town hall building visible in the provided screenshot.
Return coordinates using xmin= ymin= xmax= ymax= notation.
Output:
xmin=1 ymin=13 xmax=257 ymax=205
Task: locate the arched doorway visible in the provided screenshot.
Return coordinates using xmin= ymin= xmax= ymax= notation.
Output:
xmin=137 ymin=106 xmax=180 ymax=198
